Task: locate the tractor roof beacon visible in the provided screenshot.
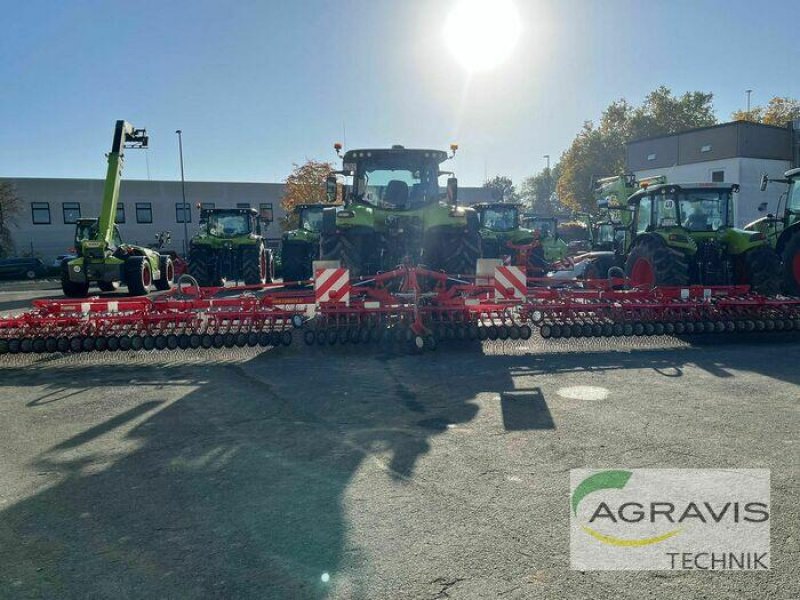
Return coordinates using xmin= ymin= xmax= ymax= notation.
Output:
xmin=61 ymin=120 xmax=174 ymax=298
xmin=320 ymin=144 xmax=481 ymax=276
xmin=625 ymin=182 xmax=782 ymax=295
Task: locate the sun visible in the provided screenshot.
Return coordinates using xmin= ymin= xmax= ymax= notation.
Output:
xmin=444 ymin=0 xmax=522 ymax=72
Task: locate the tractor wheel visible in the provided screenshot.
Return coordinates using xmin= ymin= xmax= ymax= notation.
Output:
xmin=155 ymin=255 xmax=175 ymax=291
xmin=741 ymin=246 xmax=782 ymax=296
xmin=60 ymin=261 xmax=89 ymax=298
xmin=780 ymin=233 xmax=800 ymax=295
xmin=242 ymin=243 xmax=268 ymax=285
xmin=583 ymin=255 xmax=617 ymax=280
xmin=188 ymin=248 xmax=222 ymax=287
xmin=625 ymin=237 xmax=689 ymax=288
xmin=125 ymin=256 xmax=152 ymax=296
xmin=281 ymin=243 xmax=312 ymax=282
xmin=443 ymin=229 xmax=481 ymax=275
xmin=526 ymin=245 xmax=548 ymax=276
xmin=98 ymin=281 xmax=120 ymax=292
xmin=321 ymin=232 xmax=364 ymax=277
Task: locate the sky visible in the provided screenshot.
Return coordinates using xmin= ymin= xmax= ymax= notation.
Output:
xmin=1 ymin=0 xmax=797 ymax=187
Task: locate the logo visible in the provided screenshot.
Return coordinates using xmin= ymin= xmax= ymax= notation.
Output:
xmin=570 ymin=469 xmax=770 ymax=570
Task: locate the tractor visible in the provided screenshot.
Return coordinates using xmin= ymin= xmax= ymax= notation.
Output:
xmin=472 ymin=202 xmax=547 ymax=273
xmin=519 ymin=214 xmax=568 ymax=263
xmin=188 ymin=207 xmax=275 ymax=287
xmin=320 ymin=144 xmax=481 ymax=276
xmin=624 ymin=182 xmax=781 ymax=294
xmin=61 ymin=121 xmax=173 ymax=297
xmin=280 ymin=204 xmax=338 ymax=282
xmin=747 ymin=169 xmax=800 ymax=294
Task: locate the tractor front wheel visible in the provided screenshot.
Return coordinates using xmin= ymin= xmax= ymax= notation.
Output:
xmin=60 ymin=261 xmax=89 ymax=298
xmin=125 ymin=256 xmax=152 ymax=296
xmin=155 ymin=255 xmax=175 ymax=291
xmin=98 ymin=281 xmax=120 ymax=292
xmin=781 ymin=233 xmax=800 ymax=295
xmin=624 ymin=237 xmax=689 ymax=288
xmin=741 ymin=246 xmax=782 ymax=296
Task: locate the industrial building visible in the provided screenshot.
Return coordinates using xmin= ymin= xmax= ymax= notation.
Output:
xmin=627 ymin=120 xmax=800 ymax=227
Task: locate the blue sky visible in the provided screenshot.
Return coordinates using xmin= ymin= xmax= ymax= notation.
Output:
xmin=1 ymin=0 xmax=797 ymax=187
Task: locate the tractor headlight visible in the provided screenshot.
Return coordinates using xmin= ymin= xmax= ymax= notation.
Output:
xmin=73 ymin=265 xmax=81 ymax=273
xmin=449 ymin=207 xmax=465 ymax=217
xmin=338 ymin=210 xmax=355 ymax=219
xmin=750 ymin=232 xmax=765 ymax=241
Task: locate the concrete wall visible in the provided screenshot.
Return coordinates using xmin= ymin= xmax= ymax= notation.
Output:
xmin=632 ymin=156 xmax=790 ymax=227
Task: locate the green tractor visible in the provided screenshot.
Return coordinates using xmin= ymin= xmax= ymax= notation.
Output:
xmin=61 ymin=121 xmax=173 ymax=297
xmin=320 ymin=144 xmax=481 ymax=276
xmin=747 ymin=169 xmax=800 ymax=294
xmin=472 ymin=202 xmax=547 ymax=272
xmin=188 ymin=207 xmax=275 ymax=287
xmin=280 ymin=204 xmax=337 ymax=282
xmin=520 ymin=214 xmax=568 ymax=263
xmin=624 ymin=182 xmax=781 ymax=294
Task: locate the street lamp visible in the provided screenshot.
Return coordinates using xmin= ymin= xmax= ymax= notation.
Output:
xmin=543 ymin=154 xmax=550 ymax=172
xmin=176 ymin=129 xmax=188 ymax=255
xmin=745 ymin=89 xmax=753 ymax=115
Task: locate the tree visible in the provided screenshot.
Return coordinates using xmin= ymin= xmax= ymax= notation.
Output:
xmin=519 ymin=163 xmax=561 ymax=214
xmin=482 ymin=175 xmax=516 ymax=202
xmin=556 ymin=87 xmax=717 ymax=212
xmin=280 ymin=160 xmax=337 ymax=230
xmin=0 ymin=181 xmax=21 ymax=258
xmin=732 ymin=96 xmax=800 ymax=126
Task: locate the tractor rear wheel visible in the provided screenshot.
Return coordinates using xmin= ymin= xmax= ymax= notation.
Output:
xmin=741 ymin=246 xmax=782 ymax=296
xmin=60 ymin=261 xmax=89 ymax=298
xmin=155 ymin=255 xmax=175 ymax=291
xmin=97 ymin=281 xmax=120 ymax=292
xmin=625 ymin=237 xmax=689 ymax=287
xmin=442 ymin=229 xmax=481 ymax=275
xmin=125 ymin=256 xmax=152 ymax=296
xmin=242 ymin=243 xmax=268 ymax=285
xmin=188 ymin=248 xmax=222 ymax=287
xmin=781 ymin=232 xmax=800 ymax=295
xmin=281 ymin=242 xmax=312 ymax=282
xmin=321 ymin=231 xmax=364 ymax=277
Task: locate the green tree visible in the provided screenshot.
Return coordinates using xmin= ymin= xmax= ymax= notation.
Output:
xmin=519 ymin=163 xmax=561 ymax=214
xmin=0 ymin=181 xmax=21 ymax=258
xmin=280 ymin=160 xmax=336 ymax=230
xmin=732 ymin=96 xmax=800 ymax=126
xmin=556 ymin=87 xmax=717 ymax=212
xmin=482 ymin=175 xmax=516 ymax=202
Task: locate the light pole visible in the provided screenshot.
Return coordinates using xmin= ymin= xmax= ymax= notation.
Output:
xmin=746 ymin=89 xmax=753 ymax=115
xmin=176 ymin=130 xmax=188 ymax=255
xmin=543 ymin=154 xmax=550 ymax=172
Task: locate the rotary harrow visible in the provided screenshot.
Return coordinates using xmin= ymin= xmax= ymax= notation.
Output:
xmin=1 ymin=264 xmax=799 ymax=356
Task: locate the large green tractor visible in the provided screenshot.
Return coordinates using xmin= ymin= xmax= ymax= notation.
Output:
xmin=624 ymin=182 xmax=781 ymax=294
xmin=747 ymin=169 xmax=800 ymax=294
xmin=320 ymin=145 xmax=481 ymax=276
xmin=61 ymin=120 xmax=173 ymax=297
xmin=188 ymin=207 xmax=275 ymax=287
xmin=472 ymin=202 xmax=547 ymax=272
xmin=519 ymin=215 xmax=568 ymax=263
xmin=280 ymin=204 xmax=336 ymax=282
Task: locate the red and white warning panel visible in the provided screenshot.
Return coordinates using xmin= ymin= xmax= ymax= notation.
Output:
xmin=314 ymin=267 xmax=351 ymax=305
xmin=494 ymin=265 xmax=527 ymax=301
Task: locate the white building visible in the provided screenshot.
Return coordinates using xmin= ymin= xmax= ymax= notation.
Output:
xmin=627 ymin=120 xmax=799 ymax=227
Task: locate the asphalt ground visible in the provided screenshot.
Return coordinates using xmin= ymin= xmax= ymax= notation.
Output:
xmin=0 ymin=286 xmax=797 ymax=599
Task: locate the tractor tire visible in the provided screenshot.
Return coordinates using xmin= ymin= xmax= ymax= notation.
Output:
xmin=741 ymin=246 xmax=782 ymax=296
xmin=188 ymin=248 xmax=222 ymax=287
xmin=443 ymin=229 xmax=482 ymax=275
xmin=625 ymin=237 xmax=690 ymax=287
xmin=97 ymin=281 xmax=120 ymax=292
xmin=526 ymin=245 xmax=548 ymax=275
xmin=60 ymin=261 xmax=89 ymax=298
xmin=125 ymin=256 xmax=153 ymax=296
xmin=155 ymin=255 xmax=175 ymax=291
xmin=321 ymin=231 xmax=364 ymax=277
xmin=583 ymin=254 xmax=618 ymax=280
xmin=780 ymin=233 xmax=800 ymax=295
xmin=281 ymin=242 xmax=312 ymax=282
xmin=242 ymin=243 xmax=268 ymax=285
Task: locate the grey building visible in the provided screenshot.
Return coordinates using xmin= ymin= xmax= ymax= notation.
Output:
xmin=626 ymin=120 xmax=799 ymax=226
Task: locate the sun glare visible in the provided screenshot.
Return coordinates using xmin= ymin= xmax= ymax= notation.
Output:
xmin=444 ymin=0 xmax=522 ymax=72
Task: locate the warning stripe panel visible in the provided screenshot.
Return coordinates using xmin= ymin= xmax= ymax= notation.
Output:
xmin=494 ymin=265 xmax=527 ymax=300
xmin=315 ymin=268 xmax=351 ymax=305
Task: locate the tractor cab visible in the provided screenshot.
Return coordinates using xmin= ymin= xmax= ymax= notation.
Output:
xmin=474 ymin=203 xmax=521 ymax=232
xmin=522 ymin=215 xmax=558 ymax=240
xmin=296 ymin=204 xmax=328 ymax=232
xmin=73 ymin=218 xmax=123 ymax=258
xmin=200 ymin=208 xmax=262 ymax=238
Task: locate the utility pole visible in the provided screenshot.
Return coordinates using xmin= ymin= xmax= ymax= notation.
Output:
xmin=176 ymin=130 xmax=189 ymax=256
xmin=543 ymin=154 xmax=550 ymax=172
xmin=746 ymin=89 xmax=753 ymax=115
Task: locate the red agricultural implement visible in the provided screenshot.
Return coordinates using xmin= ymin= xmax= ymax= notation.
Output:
xmin=1 ymin=265 xmax=799 ymax=355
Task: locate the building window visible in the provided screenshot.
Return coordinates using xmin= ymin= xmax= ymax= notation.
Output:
xmin=135 ymin=202 xmax=153 ymax=224
xmin=711 ymin=170 xmax=725 ymax=183
xmin=31 ymin=202 xmax=51 ymax=225
xmin=62 ymin=202 xmax=81 ymax=224
xmin=259 ymin=202 xmax=273 ymax=222
xmin=647 ymin=153 xmax=657 ymax=161
xmin=115 ymin=202 xmax=126 ymax=224
xmin=700 ymin=144 xmax=712 ymax=153
xmin=201 ymin=202 xmax=215 ymax=210
xmin=176 ymin=202 xmax=191 ymax=223
xmin=236 ymin=202 xmax=251 ymax=209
